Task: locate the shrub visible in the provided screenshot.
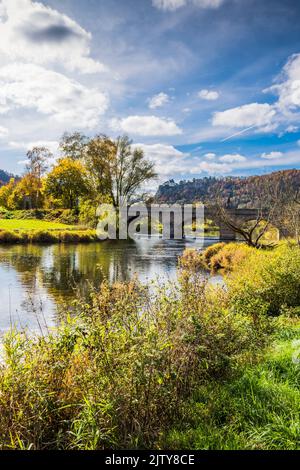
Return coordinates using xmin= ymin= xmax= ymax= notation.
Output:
xmin=179 ymin=248 xmax=205 ymax=271
xmin=227 ymin=243 xmax=300 ymax=317
xmin=0 ymin=230 xmax=24 ymax=244
xmin=210 ymin=243 xmax=252 ymax=272
xmin=28 ymin=230 xmax=58 ymax=244
xmin=202 ymin=242 xmax=226 ymax=269
xmin=0 ymin=274 xmax=265 ymax=450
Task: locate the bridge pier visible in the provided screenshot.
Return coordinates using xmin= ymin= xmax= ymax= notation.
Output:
xmin=219 ymin=222 xmax=237 ymax=241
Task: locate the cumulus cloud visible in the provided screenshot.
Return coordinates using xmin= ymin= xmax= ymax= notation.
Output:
xmin=0 ymin=0 xmax=107 ymax=74
xmin=268 ymin=53 xmax=300 ymax=112
xmin=195 ymin=161 xmax=232 ymax=174
xmin=212 ymin=103 xmax=276 ymax=131
xmin=152 ymin=0 xmax=225 ymax=11
xmin=204 ymin=152 xmax=216 ymax=160
xmin=133 ymin=142 xmax=187 ymax=177
xmin=219 ymin=153 xmax=247 ymax=163
xmin=0 ymin=63 xmax=109 ymax=129
xmin=212 ymin=103 xmax=276 ymax=128
xmin=212 ymin=54 xmax=300 ymax=138
xmin=261 ymin=151 xmax=283 ymax=160
xmin=111 ymin=115 xmax=182 ymax=136
xmin=9 ymin=140 xmax=59 ymax=155
xmin=198 ymin=89 xmax=219 ymax=101
xmin=148 ymin=92 xmax=170 ymax=109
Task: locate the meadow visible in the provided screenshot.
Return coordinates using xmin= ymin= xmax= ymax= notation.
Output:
xmin=0 ymin=213 xmax=99 ymax=244
xmin=0 ymin=241 xmax=298 ymax=450
xmin=0 ymin=219 xmax=77 ymax=231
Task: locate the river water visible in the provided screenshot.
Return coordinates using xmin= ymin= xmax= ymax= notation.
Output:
xmin=0 ymin=237 xmax=221 ymax=333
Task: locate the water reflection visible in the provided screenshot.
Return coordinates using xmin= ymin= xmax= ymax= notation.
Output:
xmin=0 ymin=237 xmax=220 ymax=333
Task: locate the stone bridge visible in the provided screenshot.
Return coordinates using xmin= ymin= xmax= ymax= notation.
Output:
xmin=127 ymin=205 xmax=282 ymax=240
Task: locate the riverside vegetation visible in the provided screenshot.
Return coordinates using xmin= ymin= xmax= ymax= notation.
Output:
xmin=0 ymin=241 xmax=299 ymax=450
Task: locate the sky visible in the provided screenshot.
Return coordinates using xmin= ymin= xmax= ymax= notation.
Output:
xmin=0 ymin=0 xmax=300 ymax=184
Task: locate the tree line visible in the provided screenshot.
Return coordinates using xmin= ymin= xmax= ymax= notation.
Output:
xmin=0 ymin=133 xmax=157 ymax=225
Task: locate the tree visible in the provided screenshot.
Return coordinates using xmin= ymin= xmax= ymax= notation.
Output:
xmin=209 ymin=178 xmax=278 ymax=248
xmin=26 ymin=147 xmax=52 ymax=180
xmin=0 ymin=178 xmax=17 ymax=209
xmin=59 ymin=132 xmax=88 ymax=161
xmin=9 ymin=174 xmax=44 ymax=209
xmin=26 ymin=147 xmax=52 ymax=208
xmin=44 ymin=158 xmax=89 ymax=210
xmin=112 ymin=136 xmax=157 ymax=207
xmin=84 ymin=134 xmax=115 ymax=200
xmin=270 ymin=178 xmax=300 ymax=245
xmin=85 ymin=135 xmax=157 ymax=207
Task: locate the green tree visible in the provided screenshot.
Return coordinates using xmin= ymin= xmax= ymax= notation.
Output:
xmin=85 ymin=135 xmax=157 ymax=207
xmin=44 ymin=158 xmax=89 ymax=210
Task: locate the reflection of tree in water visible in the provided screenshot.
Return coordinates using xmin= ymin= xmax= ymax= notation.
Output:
xmin=0 ymin=241 xmax=139 ymax=310
xmin=0 ymin=238 xmax=190 ymax=323
xmin=0 ymin=244 xmax=43 ymax=290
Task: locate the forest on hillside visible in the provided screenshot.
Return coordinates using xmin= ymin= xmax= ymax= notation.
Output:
xmin=155 ymin=170 xmax=300 ymax=208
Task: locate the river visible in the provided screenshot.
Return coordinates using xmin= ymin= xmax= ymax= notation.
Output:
xmin=0 ymin=237 xmax=221 ymax=333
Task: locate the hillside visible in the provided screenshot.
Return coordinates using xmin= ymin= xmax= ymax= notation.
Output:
xmin=0 ymin=169 xmax=15 ymax=186
xmin=155 ymin=169 xmax=300 ymax=208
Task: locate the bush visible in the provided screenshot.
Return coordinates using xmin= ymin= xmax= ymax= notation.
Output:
xmin=0 ymin=228 xmax=98 ymax=245
xmin=28 ymin=230 xmax=58 ymax=244
xmin=79 ymin=200 xmax=98 ymax=228
xmin=202 ymin=242 xmax=226 ymax=269
xmin=0 ymin=230 xmax=24 ymax=244
xmin=227 ymin=243 xmax=300 ymax=317
xmin=0 ymin=274 xmax=265 ymax=450
xmin=0 ymin=207 xmax=14 ymax=219
xmin=210 ymin=243 xmax=252 ymax=272
xmin=179 ymin=248 xmax=206 ymax=271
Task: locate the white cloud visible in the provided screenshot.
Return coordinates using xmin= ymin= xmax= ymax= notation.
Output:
xmin=111 ymin=115 xmax=182 ymax=136
xmin=268 ymin=53 xmax=300 ymax=111
xmin=285 ymin=125 xmax=298 ymax=133
xmin=198 ymin=89 xmax=219 ymax=101
xmin=0 ymin=63 xmax=109 ymax=129
xmin=0 ymin=0 xmax=107 ymax=74
xmin=152 ymin=0 xmax=186 ymax=10
xmin=211 ymin=54 xmax=300 ymax=139
xmin=219 ymin=153 xmax=247 ymax=163
xmin=213 ymin=103 xmax=276 ymax=131
xmin=194 ymin=161 xmax=232 ymax=174
xmin=204 ymin=152 xmax=216 ymax=160
xmin=0 ymin=125 xmax=8 ymax=138
xmin=148 ymin=92 xmax=170 ymax=109
xmin=152 ymin=0 xmax=225 ymax=11
xmin=133 ymin=142 xmax=187 ymax=177
xmin=261 ymin=151 xmax=283 ymax=160
xmin=9 ymin=140 xmax=59 ymax=154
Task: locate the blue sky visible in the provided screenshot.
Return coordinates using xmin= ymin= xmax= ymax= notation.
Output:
xmin=0 ymin=0 xmax=300 ymax=183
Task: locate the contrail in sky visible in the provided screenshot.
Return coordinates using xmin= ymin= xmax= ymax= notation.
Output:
xmin=220 ymin=125 xmax=257 ymax=142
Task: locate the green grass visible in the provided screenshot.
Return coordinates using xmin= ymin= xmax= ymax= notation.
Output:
xmin=0 ymin=219 xmax=77 ymax=231
xmin=0 ymin=218 xmax=100 ymax=244
xmin=162 ymin=326 xmax=300 ymax=450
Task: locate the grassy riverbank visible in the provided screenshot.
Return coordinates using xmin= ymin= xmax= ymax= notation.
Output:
xmin=0 ymin=216 xmax=99 ymax=244
xmin=0 ymin=242 xmax=299 ymax=450
xmin=0 ymin=219 xmax=77 ymax=231
xmin=0 ymin=228 xmax=98 ymax=244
